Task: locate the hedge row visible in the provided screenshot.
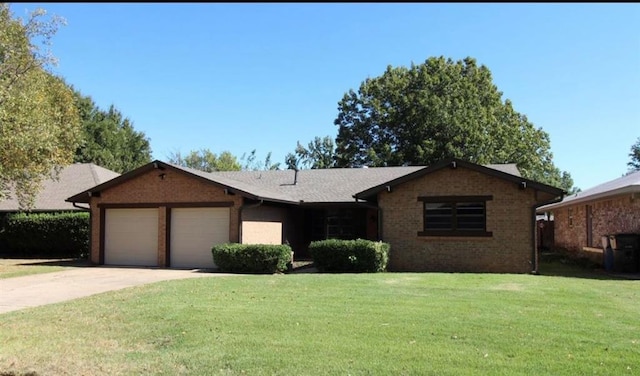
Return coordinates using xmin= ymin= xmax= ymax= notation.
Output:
xmin=1 ymin=212 xmax=90 ymax=258
xmin=212 ymin=243 xmax=292 ymax=274
xmin=309 ymin=238 xmax=389 ymax=273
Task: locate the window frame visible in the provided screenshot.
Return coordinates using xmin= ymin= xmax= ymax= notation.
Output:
xmin=418 ymin=195 xmax=493 ymax=237
xmin=326 ymin=208 xmax=355 ymax=240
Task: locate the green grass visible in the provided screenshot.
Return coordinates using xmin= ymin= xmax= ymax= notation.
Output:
xmin=1 ymin=262 xmax=638 ymax=375
xmin=0 ymin=258 xmax=86 ymax=279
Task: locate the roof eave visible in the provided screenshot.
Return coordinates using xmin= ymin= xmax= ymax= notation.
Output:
xmin=299 ymin=200 xmax=378 ymax=208
xmin=537 ymin=185 xmax=640 ymax=212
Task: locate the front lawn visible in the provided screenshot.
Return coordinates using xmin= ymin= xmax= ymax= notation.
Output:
xmin=1 ymin=265 xmax=638 ymax=375
xmin=0 ymin=258 xmax=86 ymax=279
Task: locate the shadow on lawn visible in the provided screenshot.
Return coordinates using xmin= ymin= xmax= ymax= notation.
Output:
xmin=11 ymin=258 xmax=92 ymax=267
xmin=5 ymin=255 xmax=637 ymax=281
xmin=538 ymin=253 xmax=640 ymax=281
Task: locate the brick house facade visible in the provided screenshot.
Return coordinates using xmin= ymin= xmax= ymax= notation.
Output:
xmin=355 ymin=161 xmax=561 ymax=273
xmin=378 ymin=168 xmax=548 ymax=273
xmin=553 ymin=195 xmax=640 ymax=248
xmin=68 ymin=158 xmax=564 ymax=273
xmin=538 ymin=170 xmax=640 ymax=264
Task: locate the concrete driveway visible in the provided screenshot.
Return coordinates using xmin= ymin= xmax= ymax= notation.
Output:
xmin=0 ymin=266 xmax=234 ymax=314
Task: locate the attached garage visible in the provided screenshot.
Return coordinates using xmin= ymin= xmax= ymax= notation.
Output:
xmin=170 ymin=207 xmax=230 ymax=268
xmin=104 ymin=208 xmax=159 ymax=266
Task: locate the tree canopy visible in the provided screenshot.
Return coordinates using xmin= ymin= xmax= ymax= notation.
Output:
xmin=285 ymin=136 xmax=336 ymax=170
xmin=167 ymin=149 xmax=241 ymax=172
xmin=629 ymin=137 xmax=640 ymax=172
xmin=0 ymin=4 xmax=81 ymax=209
xmin=169 ymin=149 xmax=241 ymax=172
xmin=333 ymin=56 xmax=575 ymax=193
xmin=168 ymin=149 xmax=282 ymax=172
xmin=73 ymin=90 xmax=152 ymax=173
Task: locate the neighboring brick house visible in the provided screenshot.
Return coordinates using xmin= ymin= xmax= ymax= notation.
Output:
xmin=67 ymin=158 xmax=564 ymax=273
xmin=537 ymin=170 xmax=640 ymax=263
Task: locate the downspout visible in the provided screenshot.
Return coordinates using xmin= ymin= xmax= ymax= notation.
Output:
xmin=238 ymin=199 xmax=264 ymax=244
xmin=531 ymin=193 xmax=564 ymax=275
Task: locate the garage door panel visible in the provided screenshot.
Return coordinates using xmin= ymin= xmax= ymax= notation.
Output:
xmin=170 ymin=208 xmax=229 ymax=269
xmin=105 ymin=208 xmax=158 ymax=266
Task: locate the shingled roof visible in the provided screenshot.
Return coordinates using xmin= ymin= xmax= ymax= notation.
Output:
xmin=538 ymin=169 xmax=640 ymax=212
xmin=214 ymin=166 xmax=425 ymax=203
xmin=67 ymin=159 xmax=532 ymax=205
xmin=203 ymin=160 xmax=528 ymax=203
xmin=0 ymin=163 xmax=120 ymax=212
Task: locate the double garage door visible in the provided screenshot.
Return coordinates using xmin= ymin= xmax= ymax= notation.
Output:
xmin=104 ymin=207 xmax=229 ymax=268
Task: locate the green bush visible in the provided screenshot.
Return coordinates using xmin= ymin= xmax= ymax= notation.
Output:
xmin=309 ymin=239 xmax=389 ymax=273
xmin=212 ymin=243 xmax=292 ymax=274
xmin=1 ymin=212 xmax=90 ymax=258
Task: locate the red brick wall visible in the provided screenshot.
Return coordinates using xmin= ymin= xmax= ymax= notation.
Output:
xmin=378 ymin=166 xmax=551 ymax=273
xmin=89 ymin=168 xmax=242 ymax=265
xmin=552 ymin=205 xmax=586 ymax=252
xmin=553 ymin=193 xmax=640 ymax=254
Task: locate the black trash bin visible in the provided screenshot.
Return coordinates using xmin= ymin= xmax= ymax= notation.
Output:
xmin=610 ymin=233 xmax=640 ymax=273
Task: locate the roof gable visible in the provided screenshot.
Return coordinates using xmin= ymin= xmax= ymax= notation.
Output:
xmin=353 ymin=158 xmax=564 ymax=201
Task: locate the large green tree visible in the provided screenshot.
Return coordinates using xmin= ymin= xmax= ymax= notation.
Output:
xmin=0 ymin=4 xmax=81 ymax=209
xmin=334 ymin=56 xmax=575 ymax=192
xmin=73 ymin=91 xmax=152 ymax=173
xmin=167 ymin=149 xmax=241 ymax=172
xmin=629 ymin=137 xmax=640 ymax=171
xmin=285 ymin=136 xmax=336 ymax=169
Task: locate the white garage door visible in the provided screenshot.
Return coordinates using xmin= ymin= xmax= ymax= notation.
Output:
xmin=170 ymin=207 xmax=230 ymax=268
xmin=105 ymin=208 xmax=158 ymax=266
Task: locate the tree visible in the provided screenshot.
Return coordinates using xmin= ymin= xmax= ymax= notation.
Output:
xmin=0 ymin=4 xmax=81 ymax=209
xmin=334 ymin=56 xmax=575 ymax=193
xmin=629 ymin=137 xmax=640 ymax=171
xmin=285 ymin=136 xmax=336 ymax=169
xmin=167 ymin=148 xmax=241 ymax=172
xmin=73 ymin=90 xmax=152 ymax=173
xmin=241 ymin=149 xmax=281 ymax=171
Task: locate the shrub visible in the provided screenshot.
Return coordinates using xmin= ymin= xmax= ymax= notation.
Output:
xmin=212 ymin=243 xmax=292 ymax=274
xmin=1 ymin=212 xmax=90 ymax=258
xmin=309 ymin=239 xmax=389 ymax=273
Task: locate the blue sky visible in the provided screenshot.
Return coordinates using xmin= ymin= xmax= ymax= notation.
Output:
xmin=14 ymin=3 xmax=640 ymax=191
